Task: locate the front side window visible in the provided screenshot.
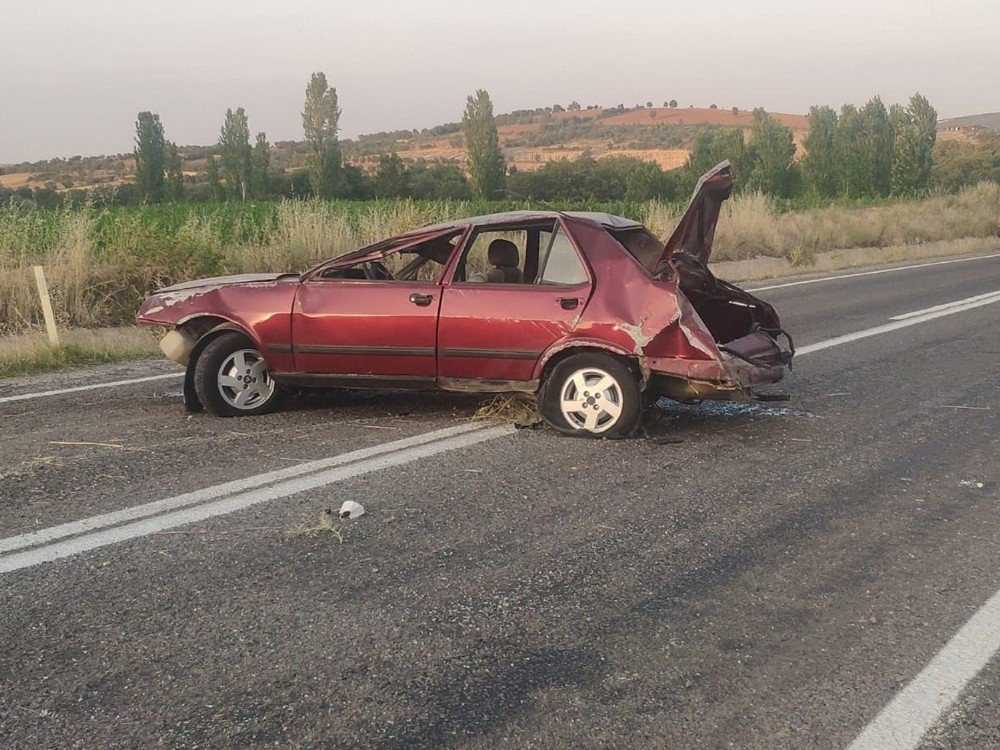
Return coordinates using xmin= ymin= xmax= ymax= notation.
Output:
xmin=316 ymin=231 xmax=462 ymax=282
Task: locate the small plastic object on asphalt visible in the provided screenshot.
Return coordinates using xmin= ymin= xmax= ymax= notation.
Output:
xmin=339 ymin=500 xmax=366 ymax=519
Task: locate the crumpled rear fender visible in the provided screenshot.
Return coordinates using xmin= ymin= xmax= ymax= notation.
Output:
xmin=543 ymin=218 xmax=787 ymax=392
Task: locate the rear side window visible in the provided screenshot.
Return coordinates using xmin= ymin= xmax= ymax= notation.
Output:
xmin=537 ymin=226 xmax=588 ymax=285
xmin=609 ymin=227 xmax=663 ymax=273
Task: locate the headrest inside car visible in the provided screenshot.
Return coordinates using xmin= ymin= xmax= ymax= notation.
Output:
xmin=487 ymin=239 xmax=519 ymax=268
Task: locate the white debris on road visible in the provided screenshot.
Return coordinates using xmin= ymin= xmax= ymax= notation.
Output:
xmin=339 ymin=501 xmax=366 ymax=519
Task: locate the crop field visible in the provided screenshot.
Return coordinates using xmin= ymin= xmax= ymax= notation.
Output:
xmin=1 ymin=183 xmax=998 ymax=335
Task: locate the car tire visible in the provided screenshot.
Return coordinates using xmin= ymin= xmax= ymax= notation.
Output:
xmin=193 ymin=332 xmax=280 ymax=417
xmin=540 ymin=352 xmax=641 ymax=438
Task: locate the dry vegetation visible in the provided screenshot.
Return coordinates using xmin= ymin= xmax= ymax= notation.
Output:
xmin=1 ymin=184 xmax=998 ymax=340
xmin=646 ymin=182 xmax=1000 ymax=264
xmin=0 ymin=326 xmax=159 ymax=376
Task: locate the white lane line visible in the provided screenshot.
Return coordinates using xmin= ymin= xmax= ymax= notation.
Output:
xmin=0 ymin=422 xmax=483 ymax=555
xmin=797 ymin=290 xmax=1000 ymax=356
xmin=889 ymin=289 xmax=1000 ymax=321
xmin=847 ymin=589 xmax=1000 ymax=750
xmin=0 ymin=425 xmax=513 ymax=574
xmin=747 ymin=252 xmax=1000 ymax=293
xmin=0 ymin=372 xmax=182 ymax=405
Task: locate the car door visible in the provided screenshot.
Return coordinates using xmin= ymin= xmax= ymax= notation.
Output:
xmin=292 ymin=278 xmax=441 ymax=382
xmin=437 ymin=220 xmax=593 ymax=383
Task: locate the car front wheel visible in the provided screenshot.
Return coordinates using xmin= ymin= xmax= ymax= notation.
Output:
xmin=193 ymin=332 xmax=279 ymax=417
xmin=540 ymin=353 xmax=641 ymax=437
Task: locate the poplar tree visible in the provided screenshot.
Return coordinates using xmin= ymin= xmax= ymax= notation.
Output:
xmin=747 ymin=108 xmax=796 ymax=196
xmin=858 ymin=96 xmax=894 ymax=197
xmin=165 ymin=141 xmax=184 ymax=201
xmin=890 ymin=112 xmax=922 ymax=196
xmin=908 ymin=92 xmax=938 ymax=190
xmin=218 ymin=107 xmax=253 ymax=201
xmin=134 ymin=111 xmax=166 ymax=202
xmin=251 ymin=132 xmax=270 ymax=199
xmin=462 ymin=89 xmax=506 ymax=199
xmin=834 ymin=104 xmax=866 ymax=197
xmin=302 ymin=72 xmax=342 ymax=198
xmin=890 ymin=94 xmax=938 ymax=195
xmin=802 ymin=105 xmax=839 ymax=197
xmin=205 ymin=151 xmax=221 ymax=201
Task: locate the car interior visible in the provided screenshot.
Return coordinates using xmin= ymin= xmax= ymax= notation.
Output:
xmin=454 ymin=221 xmax=588 ymax=286
xmin=317 ymin=231 xmax=462 ymax=282
xmin=319 ymin=220 xmax=591 ymax=288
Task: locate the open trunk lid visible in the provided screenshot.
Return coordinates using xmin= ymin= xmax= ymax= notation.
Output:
xmin=657 ymin=161 xmax=733 ymax=268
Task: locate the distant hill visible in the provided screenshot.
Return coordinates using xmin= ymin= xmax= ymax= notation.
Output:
xmin=345 ymin=105 xmax=809 ymax=174
xmin=0 ymin=105 xmax=809 ymax=194
xmin=938 ymin=112 xmax=1000 ymax=131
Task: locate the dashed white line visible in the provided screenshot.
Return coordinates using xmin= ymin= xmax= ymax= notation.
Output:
xmin=889 ymin=289 xmax=1000 ymax=321
xmin=797 ymin=289 xmax=1000 ymax=356
xmin=795 ymin=287 xmax=1000 ymax=748
xmin=847 ymin=589 xmax=1000 ymax=750
xmin=0 ymin=372 xmax=182 ymax=405
xmin=747 ymin=251 xmax=1000 ymax=293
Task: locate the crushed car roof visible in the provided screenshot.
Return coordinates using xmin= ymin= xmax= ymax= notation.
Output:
xmin=412 ymin=210 xmax=644 ymax=235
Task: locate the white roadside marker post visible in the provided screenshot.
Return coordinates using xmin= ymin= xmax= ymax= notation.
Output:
xmin=32 ymin=265 xmax=60 ymax=347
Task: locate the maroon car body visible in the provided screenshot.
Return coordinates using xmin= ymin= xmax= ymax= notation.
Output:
xmin=137 ymin=162 xmax=793 ymax=434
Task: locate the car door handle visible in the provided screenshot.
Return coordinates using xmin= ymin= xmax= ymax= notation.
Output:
xmin=409 ymin=293 xmax=433 ymax=306
xmin=558 ymin=297 xmax=580 ymax=310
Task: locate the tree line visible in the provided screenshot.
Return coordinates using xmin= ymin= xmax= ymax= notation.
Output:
xmin=130 ymin=79 xmax=505 ymax=203
xmin=126 ymin=86 xmax=960 ymax=206
xmin=134 ymin=72 xmax=351 ymax=203
xmin=5 ymin=79 xmax=998 ymax=209
xmin=680 ymin=94 xmax=940 ymax=200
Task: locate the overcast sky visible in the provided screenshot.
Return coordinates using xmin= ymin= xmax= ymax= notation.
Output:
xmin=1 ymin=0 xmax=997 ymax=163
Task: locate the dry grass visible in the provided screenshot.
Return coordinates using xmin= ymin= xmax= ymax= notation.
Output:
xmin=471 ymin=394 xmax=541 ymax=427
xmin=1 ymin=184 xmax=998 ymax=336
xmin=0 ymin=326 xmax=160 ymax=377
xmin=713 ymin=236 xmax=1000 ymax=283
xmin=705 ymin=182 xmax=1000 ymax=263
xmin=285 ymin=510 xmax=343 ymax=542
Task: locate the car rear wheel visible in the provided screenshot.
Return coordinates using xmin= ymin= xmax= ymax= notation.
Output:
xmin=194 ymin=332 xmax=279 ymax=417
xmin=540 ymin=353 xmax=641 ymax=437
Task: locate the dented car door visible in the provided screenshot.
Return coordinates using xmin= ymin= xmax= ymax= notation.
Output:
xmin=437 ymin=221 xmax=592 ymax=384
xmin=292 ymin=278 xmax=440 ymax=381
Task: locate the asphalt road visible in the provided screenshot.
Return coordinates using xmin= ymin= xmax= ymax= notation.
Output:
xmin=2 ymin=248 xmax=1000 ymax=749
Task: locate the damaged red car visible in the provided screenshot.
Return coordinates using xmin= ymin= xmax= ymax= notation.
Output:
xmin=137 ymin=162 xmax=793 ymax=437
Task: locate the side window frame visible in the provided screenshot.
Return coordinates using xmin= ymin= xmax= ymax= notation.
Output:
xmin=444 ymin=221 xmax=553 ymax=286
xmin=302 ymin=228 xmax=466 ymax=285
